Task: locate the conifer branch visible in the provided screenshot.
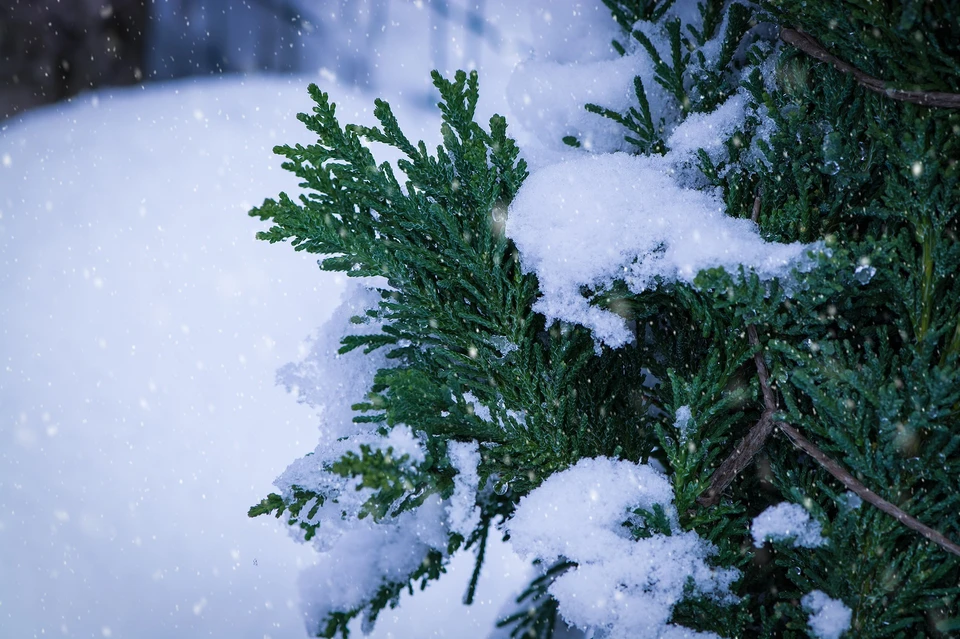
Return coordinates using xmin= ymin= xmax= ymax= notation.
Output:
xmin=773 ymin=420 xmax=960 ymax=557
xmin=696 ymin=411 xmax=774 ymax=507
xmin=705 ymin=322 xmax=960 ymax=556
xmin=779 ymin=28 xmax=960 ymax=109
xmin=696 ymin=324 xmax=774 ymax=507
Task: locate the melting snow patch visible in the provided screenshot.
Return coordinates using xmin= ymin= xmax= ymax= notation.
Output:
xmin=751 ymin=502 xmax=826 ymax=549
xmin=854 ymin=264 xmax=876 ymax=285
xmin=802 ymin=590 xmax=852 ymax=639
xmin=674 ymin=405 xmax=694 ymax=442
xmin=506 ymin=457 xmax=738 ymax=639
xmin=507 ymin=152 xmax=817 ymax=347
xmin=446 ymin=440 xmax=481 ymax=536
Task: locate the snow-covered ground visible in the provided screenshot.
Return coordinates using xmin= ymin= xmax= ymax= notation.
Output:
xmin=0 ymin=71 xmax=530 ymax=639
xmin=0 ymin=2 xmax=536 ymax=635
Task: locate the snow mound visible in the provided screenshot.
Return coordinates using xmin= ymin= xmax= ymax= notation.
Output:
xmin=507 ymin=152 xmax=815 ymax=347
xmin=506 ymin=457 xmax=738 ymax=639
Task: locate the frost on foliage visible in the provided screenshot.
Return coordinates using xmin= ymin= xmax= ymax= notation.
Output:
xmin=506 ymin=457 xmax=738 ymax=639
xmin=751 ymin=502 xmax=826 ymax=549
xmin=507 ymin=152 xmax=816 ymax=347
xmin=298 ymin=495 xmax=449 ymax=633
xmin=801 ymin=590 xmax=852 ymax=639
xmin=277 ymin=284 xmax=390 ymax=442
xmin=446 ymin=440 xmax=482 ymax=537
xmin=269 ymin=284 xmax=449 ymax=630
xmin=673 ymin=405 xmax=694 ymax=442
xmin=507 ymin=1 xmax=668 ymax=160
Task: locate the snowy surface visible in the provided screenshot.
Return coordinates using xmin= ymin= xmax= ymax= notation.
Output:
xmin=506 ymin=457 xmax=738 ymax=639
xmin=0 ymin=76 xmax=334 ymax=639
xmin=0 ymin=73 xmax=525 ymax=638
xmin=751 ymin=502 xmax=826 ymax=549
xmin=802 ymin=590 xmax=852 ymax=639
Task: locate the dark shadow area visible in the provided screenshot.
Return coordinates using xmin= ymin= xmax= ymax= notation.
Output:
xmin=0 ymin=1 xmax=148 ymax=119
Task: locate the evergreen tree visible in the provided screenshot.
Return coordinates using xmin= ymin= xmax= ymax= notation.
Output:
xmin=248 ymin=1 xmax=959 ymax=637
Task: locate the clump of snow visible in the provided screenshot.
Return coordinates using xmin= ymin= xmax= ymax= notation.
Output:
xmin=674 ymin=405 xmax=694 ymax=442
xmin=464 ymin=390 xmax=494 ymax=423
xmin=842 ymin=491 xmax=863 ymax=511
xmin=269 ymin=281 xmax=454 ymax=630
xmin=802 ymin=590 xmax=852 ymax=639
xmin=447 ymin=441 xmax=482 ymax=536
xmin=489 ymin=335 xmax=519 ymax=359
xmin=278 ymin=283 xmax=391 ymax=441
xmin=507 ymin=152 xmax=816 ymax=347
xmin=506 ymin=457 xmax=738 ymax=639
xmin=666 ymin=94 xmax=746 ymax=166
xmin=854 ymin=264 xmax=876 ymax=285
xmin=298 ymin=494 xmax=450 ymax=632
xmin=751 ymin=502 xmax=826 ymax=549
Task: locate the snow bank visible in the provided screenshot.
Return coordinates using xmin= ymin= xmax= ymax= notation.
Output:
xmin=0 ymin=75 xmax=339 ymax=639
xmin=507 ymin=152 xmax=815 ymax=347
xmin=751 ymin=502 xmax=826 ymax=549
xmin=0 ymin=69 xmax=525 ymax=639
xmin=506 ymin=457 xmax=738 ymax=639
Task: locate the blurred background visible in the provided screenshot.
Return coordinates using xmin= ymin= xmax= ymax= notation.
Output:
xmin=0 ymin=0 xmax=515 ymax=120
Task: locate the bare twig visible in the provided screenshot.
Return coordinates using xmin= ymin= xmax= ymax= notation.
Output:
xmin=780 ymin=28 xmax=960 ymax=109
xmin=698 ymin=324 xmax=960 ymax=556
xmin=697 ymin=326 xmax=775 ymax=507
xmin=697 ymin=412 xmax=774 ymax=507
xmin=747 ymin=325 xmax=776 ymax=411
xmin=775 ymin=420 xmax=960 ymax=557
xmin=750 ymin=193 xmax=761 ymax=224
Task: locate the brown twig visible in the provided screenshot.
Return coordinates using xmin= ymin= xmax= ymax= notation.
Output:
xmin=780 ymin=28 xmax=960 ymax=109
xmin=775 ymin=420 xmax=960 ymax=557
xmin=697 ymin=412 xmax=774 ymax=507
xmin=711 ymin=322 xmax=960 ymax=555
xmin=697 ymin=325 xmax=775 ymax=507
xmin=698 ymin=324 xmax=960 ymax=556
xmin=750 ymin=193 xmax=761 ymax=224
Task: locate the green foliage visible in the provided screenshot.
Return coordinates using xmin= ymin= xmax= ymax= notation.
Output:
xmin=248 ymin=487 xmax=322 ymax=541
xmin=587 ymin=1 xmax=755 ymax=154
xmin=579 ymin=0 xmax=960 ymax=636
xmin=496 ymin=560 xmax=576 ymax=639
xmin=249 ymin=69 xmax=663 ymax=636
xmin=249 ymin=1 xmax=960 ymax=637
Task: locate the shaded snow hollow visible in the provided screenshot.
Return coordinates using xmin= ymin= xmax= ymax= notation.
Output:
xmin=506 ymin=457 xmax=738 ymax=639
xmin=507 ymin=151 xmax=816 ymax=348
